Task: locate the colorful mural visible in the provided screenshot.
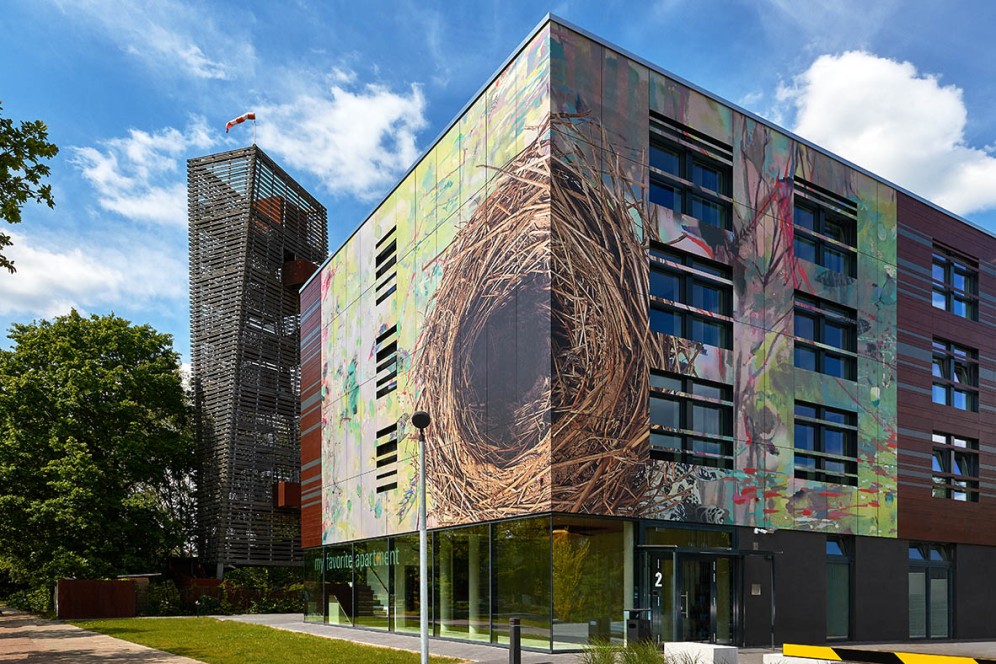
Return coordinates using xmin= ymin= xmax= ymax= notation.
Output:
xmin=316 ymin=20 xmax=898 ymax=546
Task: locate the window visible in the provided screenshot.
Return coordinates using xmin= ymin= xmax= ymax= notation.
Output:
xmin=794 ymin=293 xmax=857 ymax=380
xmin=649 ymin=112 xmax=732 ymax=230
xmin=794 ymin=179 xmax=857 ymax=277
xmin=794 ymin=402 xmax=858 ymax=485
xmin=931 ymin=339 xmax=978 ymax=411
xmin=909 ymin=544 xmax=951 ymax=639
xmin=826 ymin=537 xmax=851 ymax=640
xmin=649 ymin=371 xmax=733 ymax=469
xmin=932 ymin=246 xmax=978 ymax=320
xmin=931 ymin=433 xmax=979 ymax=502
xmin=649 ymin=244 xmax=732 ymax=349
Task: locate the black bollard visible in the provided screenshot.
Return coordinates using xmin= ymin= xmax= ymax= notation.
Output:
xmin=508 ymin=617 xmax=521 ymax=664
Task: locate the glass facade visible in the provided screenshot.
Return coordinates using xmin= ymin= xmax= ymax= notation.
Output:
xmin=494 ymin=516 xmax=551 ymax=648
xmin=304 ymin=515 xmax=646 ymax=650
xmin=551 ymin=517 xmax=629 ymax=650
xmin=434 ymin=524 xmax=489 ymax=641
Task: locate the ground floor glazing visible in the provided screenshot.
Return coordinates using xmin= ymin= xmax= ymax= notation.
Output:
xmin=303 ymin=513 xmax=996 ymax=651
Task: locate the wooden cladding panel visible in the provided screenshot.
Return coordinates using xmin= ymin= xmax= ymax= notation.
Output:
xmin=299 ymin=275 xmax=324 ymax=549
xmin=896 ymin=192 xmax=996 ymax=545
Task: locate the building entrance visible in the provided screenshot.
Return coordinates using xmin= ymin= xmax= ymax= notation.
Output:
xmin=643 ymin=550 xmax=736 ymax=645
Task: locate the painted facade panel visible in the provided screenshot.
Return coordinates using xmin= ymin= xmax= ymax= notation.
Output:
xmin=315 ymin=18 xmax=902 ymax=547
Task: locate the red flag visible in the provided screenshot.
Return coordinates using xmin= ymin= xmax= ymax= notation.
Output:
xmin=225 ymin=112 xmax=256 ymax=133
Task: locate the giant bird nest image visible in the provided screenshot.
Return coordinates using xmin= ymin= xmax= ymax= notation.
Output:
xmin=413 ymin=115 xmax=696 ymax=525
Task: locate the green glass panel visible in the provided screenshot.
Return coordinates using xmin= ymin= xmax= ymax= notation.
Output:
xmin=494 ymin=516 xmax=551 ymax=648
xmin=434 ymin=525 xmax=490 ymax=641
xmin=826 ymin=563 xmax=850 ymax=639
xmin=392 ymin=534 xmax=421 ymax=634
xmin=552 ymin=517 xmax=627 ymax=649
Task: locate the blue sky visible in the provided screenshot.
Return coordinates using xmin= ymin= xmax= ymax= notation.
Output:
xmin=2 ymin=0 xmax=995 ymax=363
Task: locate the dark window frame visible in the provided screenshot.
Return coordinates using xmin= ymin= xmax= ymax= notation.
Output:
xmin=931 ymin=339 xmax=978 ymax=412
xmin=649 ymin=113 xmax=733 ymax=230
xmin=794 ymin=402 xmax=859 ymax=486
xmin=793 ymin=179 xmax=858 ymax=278
xmin=793 ymin=292 xmax=858 ymax=380
xmin=649 ymin=244 xmax=733 ymax=350
xmin=931 ymin=432 xmax=980 ymax=502
xmin=931 ymin=245 xmax=978 ymax=320
xmin=826 ymin=536 xmax=853 ymax=641
xmin=649 ymin=370 xmax=734 ymax=470
xmin=908 ymin=543 xmax=952 ymax=639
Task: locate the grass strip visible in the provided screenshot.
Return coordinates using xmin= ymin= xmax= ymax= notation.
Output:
xmin=73 ymin=617 xmax=463 ymax=664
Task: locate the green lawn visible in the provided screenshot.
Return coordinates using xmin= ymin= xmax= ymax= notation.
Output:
xmin=72 ymin=617 xmax=463 ymax=664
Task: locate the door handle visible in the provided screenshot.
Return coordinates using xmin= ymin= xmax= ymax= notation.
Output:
xmin=680 ymin=593 xmax=688 ymax=618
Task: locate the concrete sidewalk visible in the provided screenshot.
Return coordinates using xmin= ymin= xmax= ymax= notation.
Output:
xmin=217 ymin=613 xmax=789 ymax=663
xmin=217 ymin=613 xmax=583 ymax=663
xmin=0 ymin=608 xmax=202 ymax=663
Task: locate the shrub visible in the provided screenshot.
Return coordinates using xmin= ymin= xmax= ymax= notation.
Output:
xmin=146 ymin=581 xmax=182 ymax=616
xmin=5 ymin=586 xmax=52 ymax=614
xmin=580 ymin=639 xmax=619 ymax=664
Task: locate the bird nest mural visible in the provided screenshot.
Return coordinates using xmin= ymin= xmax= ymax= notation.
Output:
xmin=412 ymin=115 xmax=707 ymax=525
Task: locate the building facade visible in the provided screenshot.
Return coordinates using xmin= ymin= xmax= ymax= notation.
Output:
xmin=299 ymin=17 xmax=996 ymax=649
xmin=189 ymin=146 xmax=327 ymax=572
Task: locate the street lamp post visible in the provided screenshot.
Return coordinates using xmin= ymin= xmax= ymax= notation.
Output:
xmin=411 ymin=410 xmax=432 ymax=664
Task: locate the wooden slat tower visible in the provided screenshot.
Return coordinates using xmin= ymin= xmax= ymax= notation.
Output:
xmin=188 ymin=146 xmax=327 ymax=572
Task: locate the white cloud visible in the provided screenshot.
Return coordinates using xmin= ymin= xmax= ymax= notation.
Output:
xmin=778 ymin=51 xmax=996 ymax=216
xmin=0 ymin=231 xmax=186 ymax=320
xmin=55 ymin=0 xmax=254 ymax=81
xmin=71 ymin=120 xmax=216 ymax=226
xmin=256 ymin=76 xmax=427 ymax=199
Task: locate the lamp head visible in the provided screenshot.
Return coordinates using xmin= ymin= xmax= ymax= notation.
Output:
xmin=411 ymin=410 xmax=431 ymax=430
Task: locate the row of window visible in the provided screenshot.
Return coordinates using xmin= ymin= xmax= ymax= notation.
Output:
xmin=650 ymin=366 xmax=983 ymax=496
xmin=649 ymin=121 xmax=984 ymax=322
xmin=649 ymin=367 xmax=860 ymax=484
xmin=651 ymin=245 xmax=984 ymax=413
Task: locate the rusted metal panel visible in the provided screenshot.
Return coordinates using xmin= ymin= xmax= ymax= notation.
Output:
xmin=56 ymin=579 xmax=136 ymax=619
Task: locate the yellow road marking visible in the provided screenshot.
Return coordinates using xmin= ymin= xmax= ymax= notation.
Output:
xmin=783 ymin=644 xmax=843 ymax=660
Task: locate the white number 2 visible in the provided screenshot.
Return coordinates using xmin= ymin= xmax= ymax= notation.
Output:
xmin=654 ymin=571 xmax=663 ymax=588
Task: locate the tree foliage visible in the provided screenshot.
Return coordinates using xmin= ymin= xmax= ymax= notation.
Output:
xmin=0 ymin=100 xmax=59 ymax=273
xmin=0 ymin=311 xmax=194 ymax=589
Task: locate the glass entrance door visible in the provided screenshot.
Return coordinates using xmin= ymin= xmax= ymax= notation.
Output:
xmin=646 ymin=551 xmax=674 ymax=643
xmin=678 ymin=555 xmax=734 ymax=644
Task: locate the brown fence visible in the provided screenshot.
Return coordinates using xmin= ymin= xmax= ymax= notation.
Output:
xmin=56 ymin=579 xmax=136 ymax=619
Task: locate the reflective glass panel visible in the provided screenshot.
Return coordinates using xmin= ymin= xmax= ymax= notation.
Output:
xmin=494 ymin=517 xmax=551 ymax=648
xmin=692 ymin=403 xmax=723 ymax=435
xmin=794 ymin=423 xmax=816 ymax=451
xmin=795 ymin=314 xmax=816 ymax=340
xmin=552 ymin=517 xmax=627 ymax=649
xmin=795 ymin=236 xmax=817 ymax=263
xmin=690 ymin=195 xmax=723 ymax=227
xmin=650 ymin=396 xmax=681 ymax=429
xmin=650 ymin=182 xmax=680 ymax=210
xmin=393 ymin=534 xmax=421 ymax=634
xmin=692 ymin=281 xmax=724 ymax=313
xmin=650 ymin=145 xmax=680 ymax=174
xmin=690 ymin=317 xmax=726 ymax=347
xmin=795 ymin=205 xmax=815 ymax=230
xmin=691 ymin=161 xmax=721 ymax=191
xmin=650 ymin=307 xmax=681 ymax=336
xmin=795 ymin=346 xmax=817 ymax=371
xmin=433 ymin=525 xmax=489 ymax=641
xmin=650 ymin=269 xmax=680 ymax=301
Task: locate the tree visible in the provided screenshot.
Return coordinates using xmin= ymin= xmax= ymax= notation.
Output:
xmin=0 ymin=101 xmax=59 ymax=273
xmin=0 ymin=311 xmax=194 ymax=590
